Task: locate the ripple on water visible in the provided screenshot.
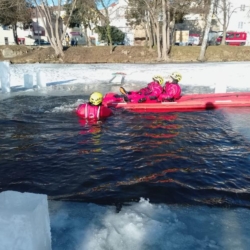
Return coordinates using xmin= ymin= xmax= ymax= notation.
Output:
xmin=1 ymin=96 xmax=250 ymax=207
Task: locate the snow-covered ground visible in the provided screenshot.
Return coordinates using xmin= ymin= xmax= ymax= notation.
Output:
xmin=1 ymin=62 xmax=250 ymax=250
xmin=1 ymin=62 xmax=250 ymax=98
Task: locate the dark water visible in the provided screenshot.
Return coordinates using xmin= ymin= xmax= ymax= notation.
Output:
xmin=1 ymin=95 xmax=250 ymax=208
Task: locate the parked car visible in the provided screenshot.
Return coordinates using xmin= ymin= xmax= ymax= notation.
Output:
xmin=33 ymin=39 xmax=50 ymax=46
xmin=112 ymin=41 xmax=125 ymax=45
xmin=98 ymin=40 xmax=108 ymax=46
xmin=188 ymin=34 xmax=200 ymax=46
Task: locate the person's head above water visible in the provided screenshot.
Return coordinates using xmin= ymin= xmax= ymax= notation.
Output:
xmin=170 ymin=72 xmax=182 ymax=83
xmin=89 ymin=92 xmax=103 ymax=105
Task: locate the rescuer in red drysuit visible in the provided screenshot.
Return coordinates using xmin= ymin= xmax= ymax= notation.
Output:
xmin=119 ymin=75 xmax=164 ymax=103
xmin=76 ymin=92 xmax=113 ymax=120
xmin=158 ymin=72 xmax=182 ymax=102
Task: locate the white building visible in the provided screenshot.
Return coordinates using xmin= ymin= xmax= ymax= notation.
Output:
xmin=0 ymin=7 xmax=108 ymax=46
xmin=223 ymin=0 xmax=250 ymax=32
xmin=0 ymin=24 xmax=36 ymax=46
xmin=0 ymin=7 xmax=54 ymax=46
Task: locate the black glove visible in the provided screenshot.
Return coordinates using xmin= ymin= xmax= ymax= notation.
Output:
xmin=114 ymin=94 xmax=123 ymax=98
xmin=127 ymin=91 xmax=132 ymax=95
xmin=163 ymin=97 xmax=174 ymax=102
xmin=149 ymin=96 xmax=157 ymax=100
xmin=124 ymin=96 xmax=130 ymax=102
xmin=138 ymin=98 xmax=147 ymax=103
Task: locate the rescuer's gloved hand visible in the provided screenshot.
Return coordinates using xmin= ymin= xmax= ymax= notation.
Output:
xmin=163 ymin=97 xmax=174 ymax=102
xmin=114 ymin=94 xmax=123 ymax=98
xmin=149 ymin=96 xmax=157 ymax=100
xmin=138 ymin=98 xmax=147 ymax=103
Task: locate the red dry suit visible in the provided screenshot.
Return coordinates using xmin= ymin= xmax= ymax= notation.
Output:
xmin=76 ymin=103 xmax=113 ymax=120
xmin=127 ymin=81 xmax=163 ymax=103
xmin=158 ymin=82 xmax=181 ymax=102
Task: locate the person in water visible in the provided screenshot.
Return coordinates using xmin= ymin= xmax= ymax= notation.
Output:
xmin=158 ymin=72 xmax=182 ymax=102
xmin=76 ymin=92 xmax=113 ymax=119
xmin=119 ymin=75 xmax=164 ymax=103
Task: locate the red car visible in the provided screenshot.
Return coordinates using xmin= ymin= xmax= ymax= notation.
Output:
xmin=216 ymin=31 xmax=247 ymax=46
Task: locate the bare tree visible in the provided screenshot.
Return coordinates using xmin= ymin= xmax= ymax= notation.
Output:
xmin=198 ymin=0 xmax=216 ymax=61
xmin=31 ymin=0 xmax=77 ymax=58
xmin=162 ymin=0 xmax=168 ymax=60
xmin=64 ymin=0 xmax=99 ymax=46
xmin=142 ymin=0 xmax=163 ymax=60
xmin=125 ymin=0 xmax=154 ymax=47
xmin=214 ymin=0 xmax=240 ymax=45
xmin=95 ymin=0 xmax=114 ymax=53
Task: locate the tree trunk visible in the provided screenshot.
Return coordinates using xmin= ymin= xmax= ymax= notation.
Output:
xmin=149 ymin=19 xmax=154 ymax=47
xmin=99 ymin=0 xmax=113 ymax=53
xmin=145 ymin=11 xmax=153 ymax=48
xmin=152 ymin=19 xmax=157 ymax=46
xmin=166 ymin=1 xmax=171 ymax=54
xmin=162 ymin=0 xmax=167 ymax=61
xmin=221 ymin=0 xmax=227 ymax=45
xmin=170 ymin=9 xmax=176 ymax=46
xmin=198 ymin=0 xmax=216 ymax=62
xmin=143 ymin=22 xmax=149 ymax=47
xmin=155 ymin=22 xmax=161 ymax=60
xmin=106 ymin=22 xmax=113 ymax=54
xmin=84 ymin=25 xmax=90 ymax=46
xmin=12 ymin=23 xmax=18 ymax=45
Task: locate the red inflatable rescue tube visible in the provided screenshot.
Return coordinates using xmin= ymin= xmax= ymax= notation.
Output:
xmin=103 ymin=92 xmax=250 ymax=112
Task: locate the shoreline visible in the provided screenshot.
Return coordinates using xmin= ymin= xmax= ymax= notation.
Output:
xmin=1 ymin=45 xmax=250 ymax=64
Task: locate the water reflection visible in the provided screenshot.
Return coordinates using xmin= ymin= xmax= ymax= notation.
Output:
xmin=78 ymin=119 xmax=103 ymax=154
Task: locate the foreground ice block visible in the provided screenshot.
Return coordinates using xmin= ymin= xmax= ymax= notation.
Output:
xmin=0 ymin=61 xmax=10 ymax=93
xmin=36 ymin=71 xmax=47 ymax=89
xmin=0 ymin=191 xmax=52 ymax=250
xmin=24 ymin=74 xmax=33 ymax=89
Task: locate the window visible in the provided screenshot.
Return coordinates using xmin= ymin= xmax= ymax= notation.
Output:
xmin=2 ymin=25 xmax=9 ymax=30
xmin=4 ymin=37 xmax=9 ymax=45
xmin=226 ymin=33 xmax=234 ymax=39
xmin=116 ymin=9 xmax=120 ymax=17
xmin=236 ymin=34 xmax=240 ymax=38
xmin=238 ymin=22 xmax=243 ymax=29
xmin=240 ymin=5 xmax=245 ymax=11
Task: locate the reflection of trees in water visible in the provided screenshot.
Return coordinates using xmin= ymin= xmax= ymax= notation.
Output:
xmin=9 ymin=121 xmax=43 ymax=153
xmin=78 ymin=119 xmax=106 ymax=154
xmin=53 ymin=165 xmax=194 ymax=201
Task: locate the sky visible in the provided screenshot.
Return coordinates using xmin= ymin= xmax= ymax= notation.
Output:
xmin=45 ymin=0 xmax=117 ymax=9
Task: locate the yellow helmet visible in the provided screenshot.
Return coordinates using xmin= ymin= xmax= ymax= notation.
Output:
xmin=89 ymin=92 xmax=103 ymax=105
xmin=170 ymin=72 xmax=182 ymax=82
xmin=152 ymin=75 xmax=164 ymax=85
